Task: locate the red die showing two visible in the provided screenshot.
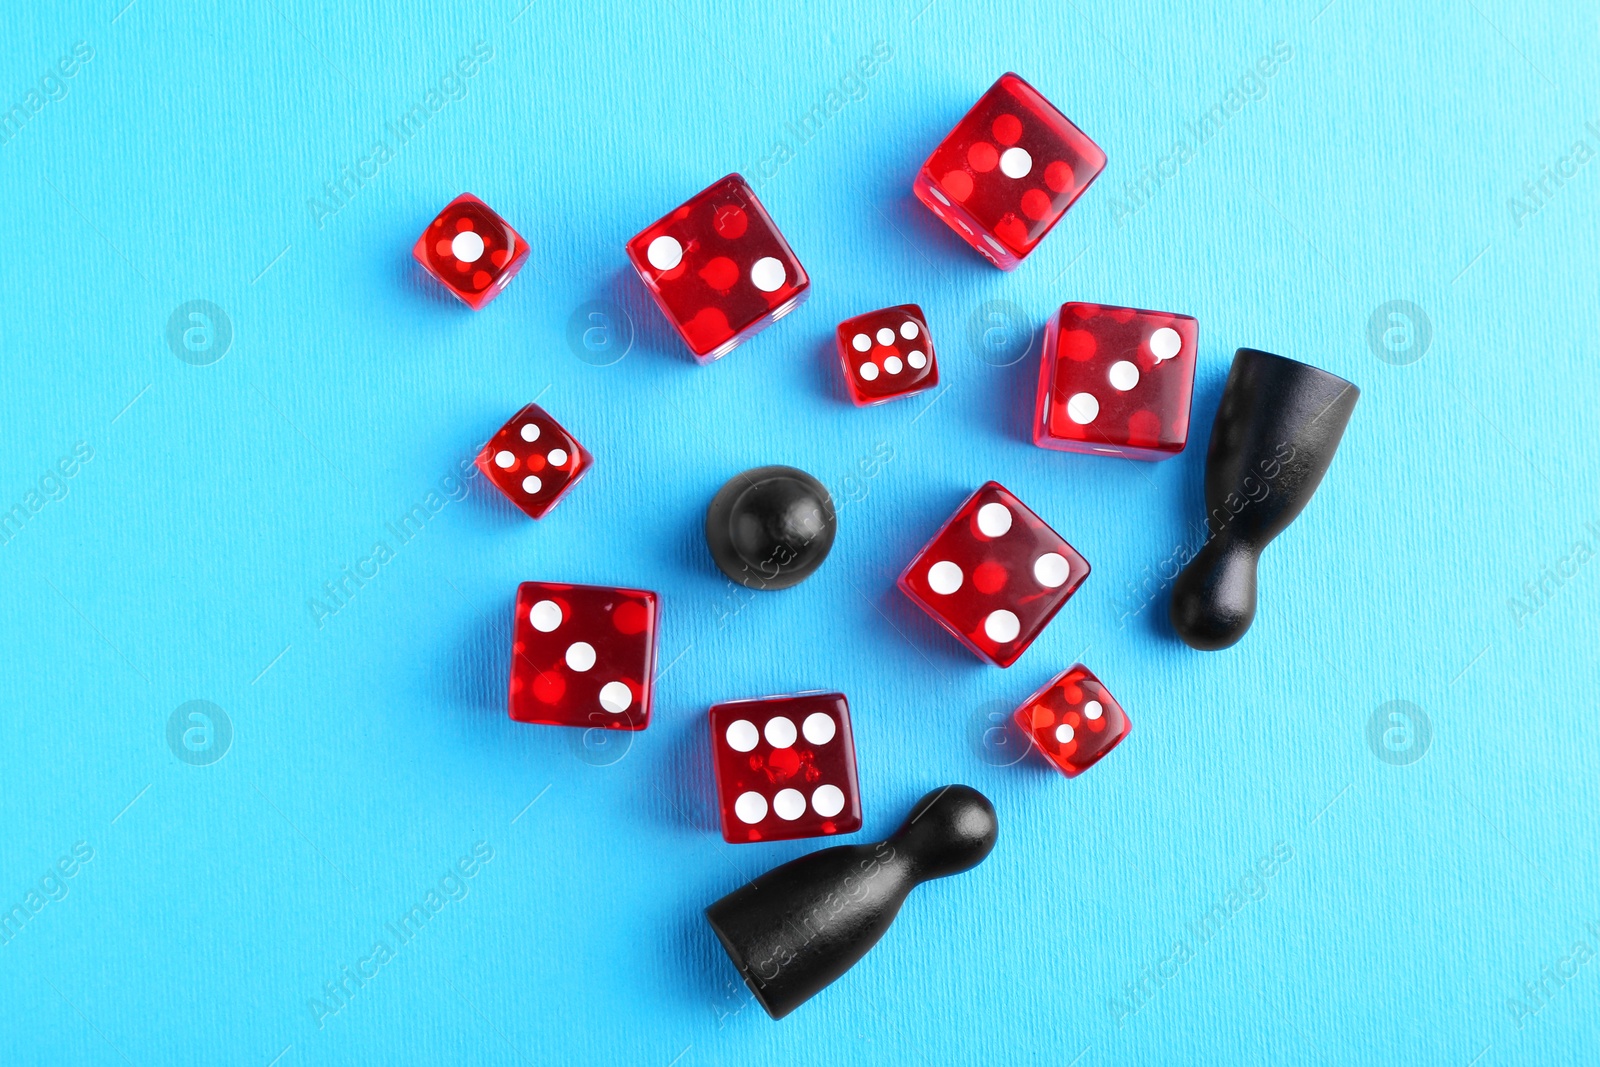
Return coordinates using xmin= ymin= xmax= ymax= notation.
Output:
xmin=914 ymin=73 xmax=1106 ymax=271
xmin=835 ymin=304 xmax=939 ymax=406
xmin=898 ymin=482 xmax=1089 ymax=667
xmin=1014 ymin=664 xmax=1130 ymax=777
xmin=475 ymin=403 xmax=593 ymax=519
xmin=626 ymin=174 xmax=810 ymax=362
xmin=509 ymin=582 xmax=658 ymax=730
xmin=709 ymin=692 xmax=862 ymax=844
xmin=1034 ymin=303 xmax=1198 ymax=460
xmin=412 ymin=193 xmax=530 ymax=309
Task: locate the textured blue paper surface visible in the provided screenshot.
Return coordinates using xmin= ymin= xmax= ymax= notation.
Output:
xmin=2 ymin=1 xmax=1597 ymax=1063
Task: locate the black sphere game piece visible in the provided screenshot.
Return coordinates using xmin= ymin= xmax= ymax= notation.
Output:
xmin=705 ymin=465 xmax=837 ymax=591
xmin=1169 ymin=348 xmax=1360 ymax=650
xmin=704 ymin=784 xmax=999 ymax=1019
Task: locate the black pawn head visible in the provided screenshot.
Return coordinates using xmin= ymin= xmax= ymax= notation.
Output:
xmin=889 ymin=785 xmax=999 ymax=880
xmin=705 ymin=466 xmax=836 ymax=591
xmin=1169 ymin=348 xmax=1359 ymax=650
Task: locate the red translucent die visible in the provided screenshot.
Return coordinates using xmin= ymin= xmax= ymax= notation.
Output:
xmin=1034 ymin=303 xmax=1198 ymax=460
xmin=475 ymin=402 xmax=593 ymax=519
xmin=709 ymin=692 xmax=862 ymax=844
xmin=412 ymin=193 xmax=530 ymax=309
xmin=1015 ymin=664 xmax=1130 ymax=777
xmin=835 ymin=304 xmax=939 ymax=405
xmin=898 ymin=482 xmax=1089 ymax=667
xmin=509 ymin=582 xmax=658 ymax=730
xmin=626 ymin=174 xmax=810 ymax=362
xmin=913 ymin=73 xmax=1106 ymax=270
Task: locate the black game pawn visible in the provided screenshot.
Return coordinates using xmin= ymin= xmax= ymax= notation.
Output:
xmin=1169 ymin=348 xmax=1360 ymax=650
xmin=704 ymin=784 xmax=998 ymax=1020
xmin=705 ymin=465 xmax=837 ymax=591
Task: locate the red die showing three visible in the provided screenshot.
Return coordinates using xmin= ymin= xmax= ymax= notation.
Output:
xmin=475 ymin=403 xmax=593 ymax=519
xmin=709 ymin=692 xmax=862 ymax=844
xmin=626 ymin=174 xmax=810 ymax=362
xmin=898 ymin=482 xmax=1089 ymax=667
xmin=1034 ymin=303 xmax=1198 ymax=460
xmin=1014 ymin=664 xmax=1130 ymax=776
xmin=914 ymin=73 xmax=1106 ymax=271
xmin=835 ymin=304 xmax=939 ymax=406
xmin=509 ymin=582 xmax=658 ymax=730
xmin=413 ymin=193 xmax=530 ymax=309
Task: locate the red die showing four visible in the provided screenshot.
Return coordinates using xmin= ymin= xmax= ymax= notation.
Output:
xmin=1014 ymin=664 xmax=1130 ymax=777
xmin=709 ymin=692 xmax=862 ymax=844
xmin=914 ymin=73 xmax=1106 ymax=271
xmin=898 ymin=482 xmax=1089 ymax=667
xmin=835 ymin=304 xmax=939 ymax=406
xmin=475 ymin=403 xmax=593 ymax=520
xmin=412 ymin=193 xmax=530 ymax=309
xmin=509 ymin=582 xmax=658 ymax=730
xmin=1034 ymin=303 xmax=1198 ymax=461
xmin=626 ymin=174 xmax=810 ymax=362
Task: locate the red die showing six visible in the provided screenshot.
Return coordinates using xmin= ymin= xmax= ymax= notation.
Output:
xmin=835 ymin=304 xmax=939 ymax=405
xmin=913 ymin=73 xmax=1106 ymax=271
xmin=1034 ymin=303 xmax=1198 ymax=461
xmin=709 ymin=692 xmax=862 ymax=844
xmin=626 ymin=173 xmax=810 ymax=362
xmin=412 ymin=193 xmax=530 ymax=309
xmin=898 ymin=482 xmax=1089 ymax=667
xmin=1014 ymin=664 xmax=1130 ymax=777
xmin=475 ymin=403 xmax=593 ymax=519
xmin=509 ymin=582 xmax=658 ymax=730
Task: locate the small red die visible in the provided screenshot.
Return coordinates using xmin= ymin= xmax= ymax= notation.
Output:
xmin=709 ymin=692 xmax=862 ymax=844
xmin=412 ymin=193 xmax=530 ymax=309
xmin=626 ymin=174 xmax=810 ymax=362
xmin=835 ymin=304 xmax=939 ymax=405
xmin=1034 ymin=303 xmax=1198 ymax=460
xmin=898 ymin=482 xmax=1089 ymax=667
xmin=1014 ymin=664 xmax=1130 ymax=776
xmin=913 ymin=73 xmax=1105 ymax=270
xmin=509 ymin=582 xmax=658 ymax=730
xmin=475 ymin=402 xmax=592 ymax=519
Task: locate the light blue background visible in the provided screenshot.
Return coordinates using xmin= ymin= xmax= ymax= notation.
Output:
xmin=1 ymin=0 xmax=1596 ymax=1063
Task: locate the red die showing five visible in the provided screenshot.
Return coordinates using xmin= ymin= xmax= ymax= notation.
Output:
xmin=475 ymin=403 xmax=593 ymax=519
xmin=509 ymin=582 xmax=658 ymax=730
xmin=898 ymin=482 xmax=1089 ymax=667
xmin=412 ymin=193 xmax=530 ymax=309
xmin=1014 ymin=664 xmax=1130 ymax=776
xmin=709 ymin=692 xmax=862 ymax=844
xmin=626 ymin=174 xmax=810 ymax=362
xmin=835 ymin=304 xmax=939 ymax=406
xmin=1034 ymin=303 xmax=1198 ymax=461
xmin=914 ymin=73 xmax=1106 ymax=271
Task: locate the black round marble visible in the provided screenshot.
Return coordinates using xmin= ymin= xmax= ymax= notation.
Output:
xmin=705 ymin=466 xmax=837 ymax=591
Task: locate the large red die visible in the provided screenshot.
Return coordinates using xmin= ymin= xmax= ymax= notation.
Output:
xmin=913 ymin=73 xmax=1105 ymax=270
xmin=509 ymin=582 xmax=658 ymax=730
xmin=898 ymin=482 xmax=1089 ymax=667
xmin=626 ymin=174 xmax=809 ymax=362
xmin=475 ymin=402 xmax=593 ymax=519
xmin=1014 ymin=664 xmax=1130 ymax=777
xmin=1034 ymin=303 xmax=1198 ymax=460
xmin=835 ymin=304 xmax=939 ymax=405
xmin=412 ymin=193 xmax=530 ymax=309
xmin=709 ymin=692 xmax=861 ymax=844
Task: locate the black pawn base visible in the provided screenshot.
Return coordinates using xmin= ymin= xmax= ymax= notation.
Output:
xmin=705 ymin=466 xmax=837 ymax=591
